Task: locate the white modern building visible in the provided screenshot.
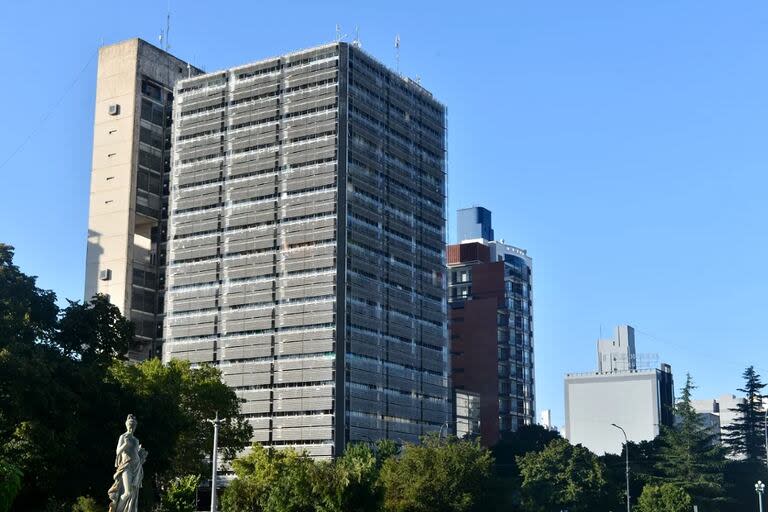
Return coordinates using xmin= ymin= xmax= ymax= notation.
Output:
xmin=564 ymin=325 xmax=674 ymax=455
xmin=692 ymin=394 xmax=746 ymax=450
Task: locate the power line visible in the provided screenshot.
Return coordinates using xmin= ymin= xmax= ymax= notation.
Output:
xmin=0 ymin=47 xmax=98 ymax=172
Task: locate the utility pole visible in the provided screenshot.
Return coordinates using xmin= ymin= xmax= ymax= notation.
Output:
xmin=612 ymin=423 xmax=630 ymax=512
xmin=207 ymin=412 xmax=222 ymax=512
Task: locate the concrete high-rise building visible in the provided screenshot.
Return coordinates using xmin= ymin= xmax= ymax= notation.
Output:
xmin=448 ymin=209 xmax=535 ymax=445
xmin=84 ymin=39 xmax=201 ymax=360
xmin=564 ymin=325 xmax=675 ymax=455
xmin=162 ymin=42 xmax=450 ymax=457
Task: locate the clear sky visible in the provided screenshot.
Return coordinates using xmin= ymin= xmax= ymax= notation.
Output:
xmin=1 ymin=1 xmax=766 ymax=427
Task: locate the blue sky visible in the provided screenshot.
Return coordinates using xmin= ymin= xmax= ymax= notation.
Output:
xmin=1 ymin=1 xmax=766 ymax=427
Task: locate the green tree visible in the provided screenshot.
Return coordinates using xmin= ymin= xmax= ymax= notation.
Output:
xmin=55 ymin=295 xmax=133 ymax=369
xmin=0 ymin=244 xmax=58 ymax=347
xmin=161 ymin=475 xmax=201 ymax=512
xmin=722 ymin=366 xmax=766 ymax=461
xmin=379 ymin=435 xmax=496 ymax=512
xmin=600 ymin=438 xmax=662 ymax=510
xmin=109 ymin=358 xmax=252 ymax=486
xmin=636 ymin=483 xmax=692 ymax=512
xmin=491 ymin=424 xmax=562 ymax=510
xmin=517 ymin=438 xmax=608 ymax=512
xmin=655 ymin=374 xmax=727 ymax=509
xmin=327 ymin=442 xmax=391 ymax=512
xmin=0 ymin=459 xmax=22 ymax=512
xmin=220 ymin=445 xmax=323 ymax=512
xmin=71 ymin=496 xmax=101 ymax=512
xmin=0 ymin=244 xmax=251 ymax=509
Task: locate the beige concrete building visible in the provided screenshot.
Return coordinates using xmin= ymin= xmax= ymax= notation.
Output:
xmin=84 ymin=39 xmax=200 ymax=359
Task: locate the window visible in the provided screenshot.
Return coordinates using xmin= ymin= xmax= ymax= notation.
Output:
xmin=141 ymin=99 xmax=165 ymax=126
xmin=141 ymin=80 xmax=162 ymax=101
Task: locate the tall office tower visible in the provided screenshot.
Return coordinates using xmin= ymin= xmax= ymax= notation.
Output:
xmin=84 ymin=39 xmax=200 ymax=360
xmin=163 ymin=43 xmax=450 ymax=457
xmin=448 ymin=209 xmax=535 ymax=446
xmin=597 ymin=325 xmax=637 ymax=372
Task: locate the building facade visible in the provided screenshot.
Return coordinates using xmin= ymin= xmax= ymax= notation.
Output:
xmin=447 ymin=208 xmax=535 ymax=445
xmin=84 ymin=39 xmax=200 ymax=360
xmin=162 ymin=42 xmax=450 ymax=457
xmin=564 ymin=325 xmax=675 ymax=455
xmin=454 ymin=390 xmax=481 ymax=439
xmin=692 ymin=394 xmax=746 ymax=453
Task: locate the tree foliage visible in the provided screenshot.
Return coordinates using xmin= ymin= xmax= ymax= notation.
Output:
xmin=71 ymin=496 xmax=101 ymax=512
xmin=517 ymin=438 xmax=608 ymax=512
xmin=0 ymin=459 xmax=22 ymax=512
xmin=379 ymin=435 xmax=495 ymax=512
xmin=722 ymin=366 xmax=766 ymax=461
xmin=636 ymin=483 xmax=692 ymax=512
xmin=0 ymin=244 xmax=250 ymax=510
xmin=654 ymin=374 xmax=727 ymax=508
xmin=220 ymin=445 xmax=322 ymax=512
xmin=160 ymin=475 xmax=201 ymax=512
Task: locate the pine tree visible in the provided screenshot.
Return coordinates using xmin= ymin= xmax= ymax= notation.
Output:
xmin=655 ymin=374 xmax=727 ymax=508
xmin=722 ymin=366 xmax=766 ymax=462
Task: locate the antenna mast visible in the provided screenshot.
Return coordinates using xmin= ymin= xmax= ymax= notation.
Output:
xmin=353 ymin=26 xmax=361 ymax=47
xmin=165 ymin=0 xmax=171 ymax=51
xmin=395 ymin=34 xmax=401 ymax=74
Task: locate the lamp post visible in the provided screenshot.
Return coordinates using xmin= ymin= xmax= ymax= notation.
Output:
xmin=611 ymin=423 xmax=630 ymax=512
xmin=756 ymin=480 xmax=765 ymax=512
xmin=207 ymin=412 xmax=222 ymax=512
xmin=764 ymin=408 xmax=767 ymax=472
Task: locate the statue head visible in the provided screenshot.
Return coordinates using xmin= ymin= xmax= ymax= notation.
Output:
xmin=125 ymin=414 xmax=137 ymax=433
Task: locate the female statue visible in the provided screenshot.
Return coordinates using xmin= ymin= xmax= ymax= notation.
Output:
xmin=108 ymin=414 xmax=148 ymax=512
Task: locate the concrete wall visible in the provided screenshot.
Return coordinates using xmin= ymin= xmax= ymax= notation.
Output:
xmin=85 ymin=39 xmax=199 ymax=359
xmin=565 ymin=371 xmax=661 ymax=455
xmin=85 ymin=40 xmax=140 ymax=314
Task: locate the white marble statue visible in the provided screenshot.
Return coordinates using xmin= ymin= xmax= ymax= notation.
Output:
xmin=108 ymin=414 xmax=148 ymax=512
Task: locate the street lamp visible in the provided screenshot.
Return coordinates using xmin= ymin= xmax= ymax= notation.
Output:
xmin=756 ymin=481 xmax=765 ymax=512
xmin=611 ymin=423 xmax=630 ymax=512
xmin=206 ymin=412 xmax=223 ymax=512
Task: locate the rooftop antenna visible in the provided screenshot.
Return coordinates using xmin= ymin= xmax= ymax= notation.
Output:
xmin=165 ymin=2 xmax=171 ymax=52
xmin=395 ymin=34 xmax=401 ymax=74
xmin=352 ymin=26 xmax=361 ymax=47
xmin=159 ymin=1 xmax=171 ymax=51
xmin=335 ymin=24 xmax=342 ymax=42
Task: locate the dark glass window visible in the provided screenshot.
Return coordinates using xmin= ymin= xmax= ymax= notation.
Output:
xmin=141 ymin=80 xmax=162 ymax=101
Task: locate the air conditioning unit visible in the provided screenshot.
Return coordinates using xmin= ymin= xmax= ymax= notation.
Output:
xmin=99 ymin=269 xmax=112 ymax=281
xmin=108 ymin=104 xmax=120 ymax=116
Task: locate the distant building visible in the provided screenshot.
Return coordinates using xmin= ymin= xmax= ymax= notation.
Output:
xmin=598 ymin=325 xmax=637 ymax=372
xmin=457 ymin=206 xmax=494 ymax=242
xmin=692 ymin=394 xmax=746 ymax=451
xmin=448 ymin=208 xmax=535 ymax=446
xmin=564 ymin=325 xmax=674 ymax=455
xmin=539 ymin=409 xmax=555 ymax=431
